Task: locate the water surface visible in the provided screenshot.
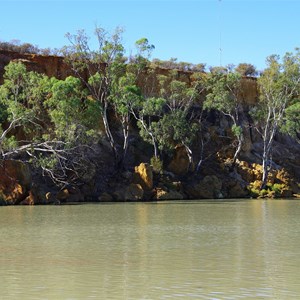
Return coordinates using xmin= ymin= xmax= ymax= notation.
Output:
xmin=1 ymin=199 xmax=300 ymax=299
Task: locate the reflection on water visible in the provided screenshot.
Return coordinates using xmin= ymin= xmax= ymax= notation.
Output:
xmin=1 ymin=200 xmax=300 ymax=299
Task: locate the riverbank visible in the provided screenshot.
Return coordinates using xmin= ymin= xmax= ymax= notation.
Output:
xmin=0 ymin=50 xmax=299 ymax=205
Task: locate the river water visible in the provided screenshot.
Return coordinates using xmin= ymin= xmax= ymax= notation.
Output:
xmin=1 ymin=199 xmax=300 ymax=299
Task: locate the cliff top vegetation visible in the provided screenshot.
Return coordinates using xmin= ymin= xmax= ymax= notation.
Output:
xmin=0 ymin=27 xmax=299 ymax=204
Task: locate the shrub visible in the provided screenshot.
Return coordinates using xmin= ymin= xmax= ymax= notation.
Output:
xmin=150 ymin=156 xmax=163 ymax=174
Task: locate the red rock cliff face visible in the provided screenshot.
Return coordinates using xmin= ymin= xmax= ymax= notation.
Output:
xmin=0 ymin=50 xmax=258 ymax=104
xmin=0 ymin=50 xmax=72 ymax=83
xmin=240 ymin=77 xmax=258 ymax=105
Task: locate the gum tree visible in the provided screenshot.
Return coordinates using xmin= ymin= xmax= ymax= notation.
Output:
xmin=155 ymin=69 xmax=199 ymax=168
xmin=109 ymin=37 xmax=155 ymax=164
xmin=202 ymin=70 xmax=244 ymax=166
xmin=281 ymin=100 xmax=300 ymax=142
xmin=0 ymin=61 xmax=101 ymax=185
xmin=62 ymin=27 xmax=125 ymax=162
xmin=0 ymin=62 xmax=48 ymax=156
xmin=109 ymin=72 xmax=142 ymax=163
xmin=254 ymin=50 xmax=300 ymax=188
xmin=131 ymin=96 xmax=166 ymax=158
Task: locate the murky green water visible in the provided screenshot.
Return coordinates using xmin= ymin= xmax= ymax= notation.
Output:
xmin=1 ymin=199 xmax=300 ymax=299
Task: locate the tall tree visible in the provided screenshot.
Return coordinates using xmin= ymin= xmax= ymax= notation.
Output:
xmin=281 ymin=100 xmax=300 ymax=142
xmin=253 ymin=50 xmax=300 ymax=188
xmin=0 ymin=62 xmax=101 ymax=186
xmin=109 ymin=72 xmax=142 ymax=163
xmin=62 ymin=27 xmax=125 ymax=162
xmin=131 ymin=96 xmax=166 ymax=158
xmin=0 ymin=61 xmax=48 ymax=156
xmin=156 ymin=69 xmax=199 ymax=168
xmin=202 ymin=71 xmax=244 ymax=166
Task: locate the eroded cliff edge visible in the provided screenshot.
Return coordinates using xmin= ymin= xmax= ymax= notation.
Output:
xmin=0 ymin=50 xmax=299 ymax=204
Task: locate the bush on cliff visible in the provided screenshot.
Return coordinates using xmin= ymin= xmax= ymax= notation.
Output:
xmin=0 ymin=61 xmax=101 ymax=186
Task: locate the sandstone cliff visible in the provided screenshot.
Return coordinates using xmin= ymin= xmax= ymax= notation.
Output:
xmin=0 ymin=50 xmax=259 ymax=105
xmin=0 ymin=50 xmax=299 ymax=204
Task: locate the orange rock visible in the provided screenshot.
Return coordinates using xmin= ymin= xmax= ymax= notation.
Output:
xmin=134 ymin=163 xmax=153 ymax=190
xmin=20 ymin=191 xmax=35 ymax=205
xmin=168 ymin=144 xmax=192 ymax=175
xmin=56 ymin=189 xmax=70 ymax=201
xmin=0 ymin=160 xmax=31 ymax=204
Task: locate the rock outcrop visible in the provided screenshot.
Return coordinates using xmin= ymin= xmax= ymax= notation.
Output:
xmin=0 ymin=160 xmax=31 ymax=205
xmin=0 ymin=50 xmax=299 ymax=203
xmin=185 ymin=175 xmax=223 ymax=199
xmin=167 ymin=145 xmax=191 ymax=175
xmin=133 ymin=163 xmax=153 ymax=190
xmin=0 ymin=50 xmax=259 ymax=106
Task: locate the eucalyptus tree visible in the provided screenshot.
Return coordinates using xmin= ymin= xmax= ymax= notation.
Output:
xmin=62 ymin=26 xmax=125 ymax=162
xmin=157 ymin=69 xmax=195 ymax=112
xmin=155 ymin=69 xmax=199 ymax=168
xmin=134 ymin=38 xmax=155 ymax=67
xmin=202 ymin=70 xmax=244 ymax=166
xmin=0 ymin=62 xmax=68 ymax=183
xmin=281 ymin=100 xmax=300 ymax=141
xmin=109 ymin=72 xmax=142 ymax=163
xmin=0 ymin=61 xmax=101 ymax=185
xmin=45 ymin=76 xmax=101 ymax=143
xmin=0 ymin=61 xmax=48 ymax=156
xmin=155 ymin=110 xmax=199 ymax=171
xmin=131 ymin=96 xmax=166 ymax=158
xmin=253 ymin=50 xmax=300 ymax=188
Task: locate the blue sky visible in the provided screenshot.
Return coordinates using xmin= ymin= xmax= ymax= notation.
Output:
xmin=0 ymin=0 xmax=299 ymax=71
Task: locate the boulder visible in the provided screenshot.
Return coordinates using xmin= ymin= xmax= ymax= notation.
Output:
xmin=56 ymin=188 xmax=84 ymax=203
xmin=0 ymin=160 xmax=31 ymax=204
xmin=154 ymin=188 xmax=184 ymax=200
xmin=113 ymin=183 xmax=144 ymax=201
xmin=66 ymin=192 xmax=85 ymax=203
xmin=133 ymin=163 xmax=153 ymax=190
xmin=185 ymin=175 xmax=223 ymax=199
xmin=56 ymin=189 xmax=70 ymax=201
xmin=125 ymin=184 xmax=144 ymax=201
xmin=30 ymin=186 xmax=56 ymax=204
xmin=20 ymin=191 xmax=35 ymax=205
xmin=228 ymin=182 xmax=249 ymax=198
xmin=168 ymin=144 xmax=192 ymax=175
xmin=98 ymin=192 xmax=113 ymax=202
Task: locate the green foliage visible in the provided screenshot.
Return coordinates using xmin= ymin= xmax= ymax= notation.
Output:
xmin=203 ymin=71 xmax=242 ymax=114
xmin=235 ymin=63 xmax=257 ymax=77
xmin=231 ymin=124 xmax=242 ymax=138
xmin=0 ymin=94 xmax=8 ymax=123
xmin=33 ymin=153 xmax=58 ymax=171
xmin=248 ymin=181 xmax=288 ymax=198
xmin=142 ymin=97 xmax=166 ymax=116
xmin=281 ymin=101 xmax=300 ymax=138
xmin=135 ymin=38 xmax=155 ymax=56
xmin=258 ymin=51 xmax=300 ymax=115
xmin=45 ymin=76 xmax=101 ymax=142
xmin=155 ymin=110 xmax=198 ymax=152
xmin=0 ymin=132 xmax=18 ymax=151
xmin=157 ymin=70 xmax=195 ymax=111
xmin=255 ymin=50 xmax=300 ymax=188
xmin=0 ymin=40 xmax=59 ymax=55
xmin=150 ymin=156 xmax=163 ymax=174
xmin=110 ymin=72 xmax=141 ymax=117
xmin=0 ymin=61 xmax=50 ymax=146
xmin=269 ymin=183 xmax=286 ymax=196
xmin=152 ymin=58 xmax=206 ymax=72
